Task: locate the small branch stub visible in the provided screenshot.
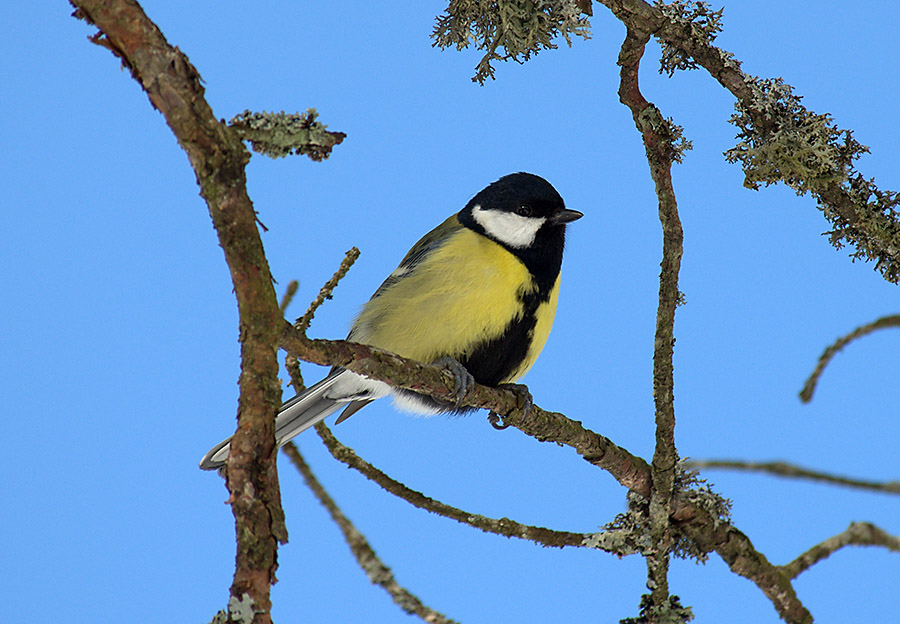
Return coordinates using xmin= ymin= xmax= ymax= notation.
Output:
xmin=229 ymin=109 xmax=346 ymax=161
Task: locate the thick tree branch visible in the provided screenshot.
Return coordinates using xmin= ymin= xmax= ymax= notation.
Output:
xmin=800 ymin=313 xmax=900 ymax=402
xmin=69 ymin=1 xmax=290 ymax=621
xmin=282 ymin=443 xmax=460 ymax=624
xmin=780 ymin=522 xmax=900 ymax=579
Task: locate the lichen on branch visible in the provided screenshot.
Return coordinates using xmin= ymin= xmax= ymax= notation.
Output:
xmin=432 ymin=0 xmax=592 ymax=83
xmin=229 ymin=109 xmax=346 ymax=161
xmin=654 ymin=0 xmax=723 ymax=75
xmin=725 ymin=77 xmax=868 ymax=195
xmin=724 ymin=76 xmax=900 ymax=282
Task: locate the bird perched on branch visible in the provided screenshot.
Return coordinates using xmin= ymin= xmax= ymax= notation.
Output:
xmin=200 ymin=172 xmax=581 ymax=470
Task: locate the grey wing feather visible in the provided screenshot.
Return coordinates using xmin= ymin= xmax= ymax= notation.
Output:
xmin=199 ymin=369 xmax=362 ymax=470
xmin=368 ymin=214 xmax=461 ymax=299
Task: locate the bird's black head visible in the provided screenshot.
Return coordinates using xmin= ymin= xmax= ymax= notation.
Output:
xmin=458 ymin=172 xmax=582 ymax=290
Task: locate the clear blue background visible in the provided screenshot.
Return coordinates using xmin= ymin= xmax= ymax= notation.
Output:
xmin=3 ymin=2 xmax=898 ymax=623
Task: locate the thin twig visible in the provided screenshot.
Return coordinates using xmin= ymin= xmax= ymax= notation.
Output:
xmin=781 ymin=522 xmax=900 ymax=579
xmin=686 ymin=459 xmax=900 ymax=496
xmin=295 ymin=247 xmax=360 ymax=333
xmin=278 ymin=280 xmax=299 ymax=314
xmin=800 ymin=314 xmax=900 ymax=402
xmin=312 ymin=422 xmax=596 ymax=549
xmin=279 ymin=280 xmax=305 ymax=393
xmin=282 ymin=442 xmax=460 ymax=624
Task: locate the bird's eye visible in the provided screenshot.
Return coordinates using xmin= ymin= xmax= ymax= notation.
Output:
xmin=515 ymin=205 xmax=533 ymax=217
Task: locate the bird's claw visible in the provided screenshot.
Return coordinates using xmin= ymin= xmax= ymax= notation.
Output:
xmin=487 ymin=412 xmax=510 ymax=430
xmin=433 ymin=357 xmax=475 ymax=409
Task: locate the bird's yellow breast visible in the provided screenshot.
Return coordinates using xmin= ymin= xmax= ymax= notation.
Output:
xmin=352 ymin=227 xmax=559 ymax=382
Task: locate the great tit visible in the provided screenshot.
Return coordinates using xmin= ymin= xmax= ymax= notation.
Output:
xmin=200 ymin=172 xmax=581 ymax=470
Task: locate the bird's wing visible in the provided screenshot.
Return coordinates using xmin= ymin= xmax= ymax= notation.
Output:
xmin=367 ymin=214 xmax=462 ymax=300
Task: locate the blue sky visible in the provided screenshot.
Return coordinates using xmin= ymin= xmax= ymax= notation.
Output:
xmin=3 ymin=2 xmax=898 ymax=623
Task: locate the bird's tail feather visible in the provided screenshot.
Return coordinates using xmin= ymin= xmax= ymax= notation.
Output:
xmin=198 ymin=370 xmax=349 ymax=470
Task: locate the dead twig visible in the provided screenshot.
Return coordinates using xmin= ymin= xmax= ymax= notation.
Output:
xmin=686 ymin=459 xmax=900 ymax=496
xmin=800 ymin=314 xmax=900 ymax=402
xmin=781 ymin=522 xmax=900 ymax=579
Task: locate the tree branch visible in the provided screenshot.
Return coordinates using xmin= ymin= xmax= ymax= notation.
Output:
xmin=686 ymin=459 xmax=900 ymax=496
xmin=780 ymin=522 xmax=900 ymax=579
xmin=595 ymin=3 xmax=816 ymax=622
xmin=69 ymin=1 xmax=296 ymax=620
xmin=598 ymin=0 xmax=900 ymax=284
xmin=616 ymin=22 xmax=685 ymax=615
xmin=278 ymin=322 xmax=811 ymax=623
xmin=295 ymin=247 xmax=361 ymax=333
xmin=311 ymin=422 xmax=599 ymax=550
xmin=282 ymin=442 xmax=460 ymax=624
xmin=800 ymin=313 xmax=900 ymax=402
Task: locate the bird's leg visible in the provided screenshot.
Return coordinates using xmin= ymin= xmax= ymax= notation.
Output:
xmin=432 ymin=357 xmax=475 ymax=409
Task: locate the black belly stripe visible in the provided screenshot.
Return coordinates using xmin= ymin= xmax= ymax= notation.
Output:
xmin=395 ymin=287 xmax=544 ymax=414
xmin=457 ymin=287 xmax=543 ymax=387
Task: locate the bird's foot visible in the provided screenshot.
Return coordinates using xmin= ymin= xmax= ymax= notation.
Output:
xmin=497 ymin=383 xmax=533 ymax=418
xmin=432 ymin=357 xmax=475 ymax=409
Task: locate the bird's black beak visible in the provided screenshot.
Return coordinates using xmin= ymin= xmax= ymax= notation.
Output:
xmin=549 ymin=208 xmax=583 ymax=225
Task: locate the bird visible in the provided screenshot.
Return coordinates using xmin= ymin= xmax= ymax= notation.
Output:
xmin=200 ymin=172 xmax=581 ymax=470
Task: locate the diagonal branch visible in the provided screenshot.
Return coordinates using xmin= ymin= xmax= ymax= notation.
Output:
xmin=800 ymin=313 xmax=900 ymax=402
xmin=781 ymin=522 xmax=900 ymax=579
xmin=282 ymin=442 xmax=460 ymax=624
xmin=68 ymin=1 xmax=299 ymax=621
xmin=279 ymin=322 xmax=811 ymax=622
xmin=282 ymin=320 xmax=655 ymax=493
xmin=686 ymin=459 xmax=900 ymax=496
xmin=312 ymin=422 xmax=597 ymax=550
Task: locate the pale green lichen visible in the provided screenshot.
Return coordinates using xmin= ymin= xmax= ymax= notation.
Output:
xmin=725 ymin=76 xmax=900 ymax=282
xmin=725 ymin=77 xmax=866 ymax=194
xmin=670 ymin=461 xmax=732 ymax=561
xmin=655 ymin=0 xmax=724 ymax=76
xmin=593 ymin=491 xmax=655 ymax=556
xmin=226 ymin=593 xmax=263 ymax=624
xmin=229 ymin=109 xmax=346 ymax=161
xmin=638 ymin=104 xmax=694 ymax=164
xmin=621 ymin=594 xmax=695 ymax=624
xmin=432 ymin=0 xmax=591 ymax=84
xmin=595 ymin=465 xmax=731 ymax=563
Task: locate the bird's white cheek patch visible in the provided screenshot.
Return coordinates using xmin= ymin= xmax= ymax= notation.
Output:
xmin=472 ymin=205 xmax=546 ymax=248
